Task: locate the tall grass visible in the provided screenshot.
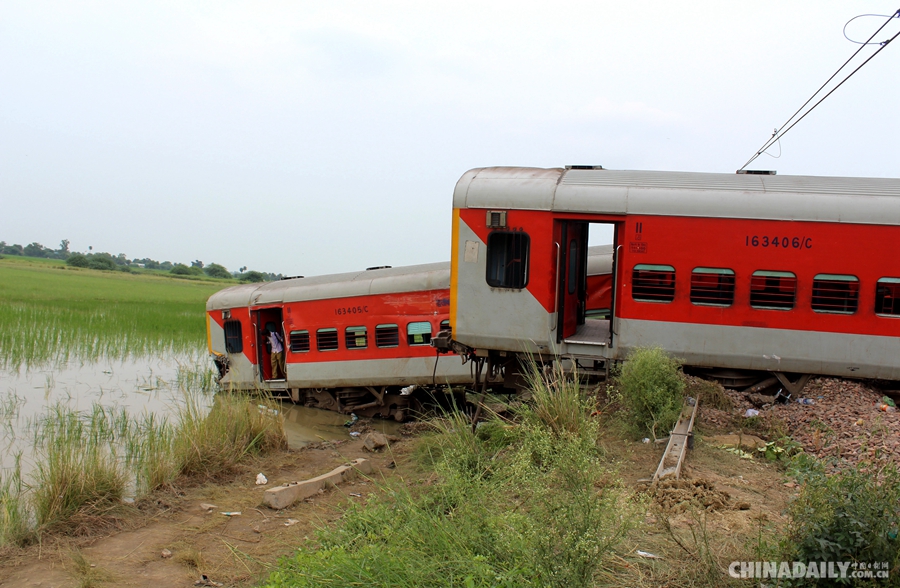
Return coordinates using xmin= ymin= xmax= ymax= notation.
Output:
xmin=0 ymin=259 xmax=223 ymax=370
xmin=267 ymin=367 xmax=641 ymax=588
xmin=0 ymin=374 xmax=286 ymax=547
xmin=30 ymin=405 xmax=128 ymax=530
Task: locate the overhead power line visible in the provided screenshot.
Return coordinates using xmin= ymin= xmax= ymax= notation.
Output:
xmin=738 ymin=9 xmax=900 ymax=172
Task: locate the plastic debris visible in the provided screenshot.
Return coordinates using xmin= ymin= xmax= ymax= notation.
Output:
xmin=636 ymin=550 xmax=661 ymax=559
xmin=284 ymin=518 xmax=299 ymax=527
xmin=343 ymin=413 xmax=359 ymax=427
xmin=199 ymin=503 xmax=218 ymax=512
xmin=400 ymin=384 xmax=417 ymax=396
xmin=195 ymin=575 xmax=224 ymax=587
xmin=883 ymin=396 xmax=897 ymax=408
xmin=161 ymin=549 xmax=173 ymax=558
xmin=744 ymin=409 xmax=760 ymax=418
xmin=220 ymin=511 xmax=242 ymax=517
xmin=796 ymin=398 xmax=814 ymax=405
xmin=349 ymin=431 xmax=361 ymax=437
xmin=349 ymin=493 xmax=362 ymax=497
xmin=641 ymin=438 xmax=651 ymax=444
xmin=256 ymin=473 xmax=268 ymax=485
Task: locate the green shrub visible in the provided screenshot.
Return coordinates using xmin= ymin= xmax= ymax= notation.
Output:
xmin=783 ymin=459 xmax=900 ymax=580
xmin=614 ymin=347 xmax=684 ymax=440
xmin=65 ymin=253 xmax=89 ymax=268
xmin=203 ymin=263 xmax=231 ymax=279
xmin=170 ymin=263 xmax=203 ymax=276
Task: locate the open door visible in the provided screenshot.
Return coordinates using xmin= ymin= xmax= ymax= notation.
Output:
xmin=556 ymin=221 xmax=588 ymax=342
xmin=254 ymin=308 xmax=284 ymax=381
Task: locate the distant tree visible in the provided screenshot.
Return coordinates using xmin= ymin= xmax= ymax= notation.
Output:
xmin=23 ymin=242 xmax=49 ymax=258
xmin=160 ymin=261 xmax=174 ymax=271
xmin=0 ymin=242 xmax=22 ymax=255
xmin=57 ymin=239 xmax=70 ymax=259
xmin=171 ymin=263 xmax=194 ymax=275
xmin=115 ymin=253 xmax=128 ymax=266
xmin=87 ymin=256 xmax=117 ymax=271
xmin=66 ymin=253 xmax=90 ymax=268
xmin=191 ymin=260 xmax=204 ymax=269
xmin=240 ymin=271 xmax=267 ymax=283
xmin=239 ymin=266 xmax=247 ymax=273
xmin=204 ymin=263 xmax=231 ymax=279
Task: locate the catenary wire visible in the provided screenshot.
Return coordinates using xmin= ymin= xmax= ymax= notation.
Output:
xmin=739 ymin=9 xmax=900 ymax=171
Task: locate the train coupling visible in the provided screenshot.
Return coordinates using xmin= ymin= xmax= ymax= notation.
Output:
xmin=431 ymin=331 xmax=473 ymax=358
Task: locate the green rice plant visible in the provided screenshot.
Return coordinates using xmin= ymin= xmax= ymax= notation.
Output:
xmin=30 ymin=404 xmax=128 ymax=530
xmin=614 ymin=347 xmax=685 ymax=440
xmin=173 ymin=391 xmax=287 ymax=479
xmin=0 ymin=453 xmax=31 ymax=546
xmin=123 ymin=412 xmax=178 ymax=494
xmin=0 ymin=259 xmax=222 ymax=370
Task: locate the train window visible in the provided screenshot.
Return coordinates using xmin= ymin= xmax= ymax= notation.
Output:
xmin=632 ymin=264 xmax=675 ymax=302
xmin=407 ymin=322 xmax=432 ymax=346
xmin=486 ymin=231 xmax=530 ymax=289
xmin=875 ymin=278 xmax=900 ymax=316
xmin=289 ymin=330 xmax=309 ymax=353
xmin=750 ymin=270 xmax=796 ymax=310
xmin=440 ymin=319 xmax=450 ymax=331
xmin=345 ymin=326 xmax=367 ymax=349
xmin=811 ymin=274 xmax=859 ymax=314
xmin=316 ymin=328 xmax=339 ymax=351
xmin=690 ymin=268 xmax=735 ymax=306
xmin=375 ymin=324 xmax=400 ymax=348
xmin=224 ymin=320 xmax=243 ymax=353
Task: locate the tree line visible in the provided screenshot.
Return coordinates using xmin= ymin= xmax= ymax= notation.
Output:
xmin=0 ymin=239 xmax=282 ymax=283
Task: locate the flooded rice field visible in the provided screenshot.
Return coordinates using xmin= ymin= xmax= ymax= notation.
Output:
xmin=0 ymin=351 xmax=366 ymax=476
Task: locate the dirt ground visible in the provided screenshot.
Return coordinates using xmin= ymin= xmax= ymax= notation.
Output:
xmin=0 ymin=437 xmax=408 ymax=588
xmin=0 ymin=410 xmax=796 ymax=588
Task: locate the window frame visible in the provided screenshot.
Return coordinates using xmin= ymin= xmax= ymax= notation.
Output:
xmin=811 ymin=274 xmax=859 ymax=315
xmin=689 ymin=267 xmax=735 ymax=307
xmin=631 ymin=264 xmax=676 ymax=303
xmin=749 ymin=270 xmax=797 ymax=311
xmin=316 ymin=327 xmax=339 ymax=351
xmin=224 ymin=319 xmax=243 ymax=353
xmin=406 ymin=321 xmax=432 ymax=346
xmin=289 ymin=330 xmax=310 ymax=353
xmin=375 ymin=323 xmax=400 ymax=348
xmin=345 ymin=326 xmax=368 ymax=350
xmin=875 ymin=277 xmax=900 ymax=317
xmin=485 ymin=231 xmax=530 ymax=289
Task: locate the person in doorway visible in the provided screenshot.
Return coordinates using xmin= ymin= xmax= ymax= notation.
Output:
xmin=267 ymin=325 xmax=285 ymax=379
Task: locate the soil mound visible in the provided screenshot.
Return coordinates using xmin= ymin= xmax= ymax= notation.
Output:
xmin=650 ymin=478 xmax=734 ymax=513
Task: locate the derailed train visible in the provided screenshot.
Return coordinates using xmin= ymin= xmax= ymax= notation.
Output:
xmin=208 ymin=166 xmax=900 ymax=417
xmin=206 ymin=246 xmax=613 ymax=420
xmin=439 ymin=166 xmax=900 ymax=396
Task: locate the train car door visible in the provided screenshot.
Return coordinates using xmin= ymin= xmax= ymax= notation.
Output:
xmin=557 ymin=221 xmax=588 ymax=342
xmin=254 ymin=308 xmax=284 ymax=381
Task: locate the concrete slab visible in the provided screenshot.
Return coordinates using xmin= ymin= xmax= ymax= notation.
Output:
xmin=263 ymin=458 xmax=373 ymax=510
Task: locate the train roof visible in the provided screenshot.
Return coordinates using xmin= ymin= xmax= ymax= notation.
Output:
xmin=453 ymin=167 xmax=900 ymax=226
xmin=208 ymin=246 xmax=613 ymax=310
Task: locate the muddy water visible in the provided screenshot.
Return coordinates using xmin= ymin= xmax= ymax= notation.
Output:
xmin=0 ymin=353 xmax=400 ymax=476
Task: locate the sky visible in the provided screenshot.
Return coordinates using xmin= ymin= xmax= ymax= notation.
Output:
xmin=1 ymin=1 xmax=898 ymax=276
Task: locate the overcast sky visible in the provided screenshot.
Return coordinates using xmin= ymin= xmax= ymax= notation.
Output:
xmin=2 ymin=1 xmax=898 ymax=276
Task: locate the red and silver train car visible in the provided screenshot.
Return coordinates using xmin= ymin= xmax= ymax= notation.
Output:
xmin=446 ymin=166 xmax=900 ymax=390
xmin=207 ymin=250 xmax=613 ymax=419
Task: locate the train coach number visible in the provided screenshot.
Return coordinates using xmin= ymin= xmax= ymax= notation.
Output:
xmin=334 ymin=306 xmax=369 ymax=315
xmin=745 ymin=236 xmax=812 ymax=249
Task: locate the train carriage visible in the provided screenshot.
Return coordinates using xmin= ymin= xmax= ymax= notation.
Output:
xmin=445 ymin=166 xmax=900 ymax=388
xmin=207 ymin=249 xmax=614 ymax=419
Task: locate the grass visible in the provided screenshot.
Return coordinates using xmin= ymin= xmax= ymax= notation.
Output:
xmin=0 ymin=368 xmax=287 ymax=547
xmin=265 ymin=370 xmax=642 ymax=588
xmin=0 ymin=255 xmax=225 ymax=370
